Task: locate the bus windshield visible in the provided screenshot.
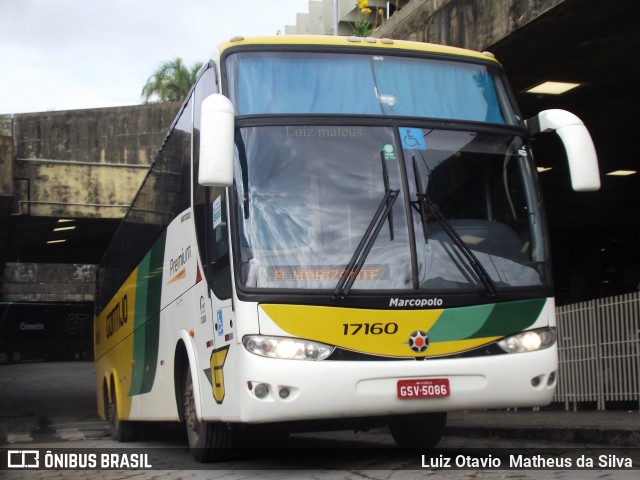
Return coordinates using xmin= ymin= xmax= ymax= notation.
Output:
xmin=226 ymin=51 xmax=518 ymax=124
xmin=234 ymin=125 xmax=548 ymax=293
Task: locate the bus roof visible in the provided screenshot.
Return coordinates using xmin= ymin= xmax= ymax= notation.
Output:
xmin=218 ymin=35 xmax=500 ymax=64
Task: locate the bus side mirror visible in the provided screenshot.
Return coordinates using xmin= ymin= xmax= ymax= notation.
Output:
xmin=199 ymin=94 xmax=235 ymax=187
xmin=526 ymin=109 xmax=600 ymax=191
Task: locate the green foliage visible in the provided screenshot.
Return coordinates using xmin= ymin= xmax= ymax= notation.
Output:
xmin=141 ymin=58 xmax=203 ymax=103
xmin=352 ymin=1 xmax=385 ymax=37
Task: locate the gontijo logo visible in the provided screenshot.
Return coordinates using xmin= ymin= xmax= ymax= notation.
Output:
xmin=105 ymin=294 xmax=128 ymax=339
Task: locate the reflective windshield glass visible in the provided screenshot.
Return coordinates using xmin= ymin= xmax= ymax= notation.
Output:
xmin=404 ymin=128 xmax=547 ymax=289
xmin=234 ymin=126 xmax=548 ymax=292
xmin=236 ymin=126 xmax=412 ymax=290
xmin=227 ymin=52 xmax=518 ymax=125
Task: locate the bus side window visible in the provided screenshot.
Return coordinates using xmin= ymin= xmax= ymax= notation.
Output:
xmin=193 ymin=189 xmax=232 ymax=300
xmin=193 ymin=64 xmax=232 ymax=299
xmin=207 ymin=188 xmax=232 ymax=299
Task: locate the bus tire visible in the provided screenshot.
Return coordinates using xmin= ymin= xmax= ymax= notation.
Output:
xmin=389 ymin=412 xmax=447 ymax=448
xmin=183 ymin=366 xmax=232 ymax=462
xmin=107 ymin=379 xmax=137 ymax=442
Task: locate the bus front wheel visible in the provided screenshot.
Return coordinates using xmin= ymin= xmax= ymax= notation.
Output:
xmin=183 ymin=366 xmax=233 ymax=462
xmin=389 ymin=412 xmax=447 ymax=448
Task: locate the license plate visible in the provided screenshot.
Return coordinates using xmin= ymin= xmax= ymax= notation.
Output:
xmin=397 ymin=378 xmax=450 ymax=399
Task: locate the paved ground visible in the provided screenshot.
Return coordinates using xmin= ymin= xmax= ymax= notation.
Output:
xmin=447 ymin=409 xmax=640 ymax=447
xmin=2 ymin=361 xmax=639 ymax=447
xmin=1 ymin=361 xmax=639 ymax=479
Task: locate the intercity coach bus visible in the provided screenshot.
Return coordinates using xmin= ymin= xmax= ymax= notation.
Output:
xmin=94 ymin=35 xmax=599 ymax=461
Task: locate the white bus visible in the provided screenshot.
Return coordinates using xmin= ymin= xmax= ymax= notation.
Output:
xmin=94 ymin=35 xmax=599 ymax=461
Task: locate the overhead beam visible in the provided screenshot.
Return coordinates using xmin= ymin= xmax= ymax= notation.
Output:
xmin=2 ymin=102 xmax=180 ymax=220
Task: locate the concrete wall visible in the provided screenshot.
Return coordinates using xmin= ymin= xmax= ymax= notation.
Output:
xmin=0 ymin=116 xmax=14 ymax=216
xmin=285 ymin=0 xmax=568 ymax=48
xmin=374 ymin=0 xmax=566 ymax=50
xmin=0 ymin=103 xmax=180 ymax=302
xmin=1 ymin=262 xmax=95 ymax=302
xmin=6 ymin=102 xmax=180 ymax=219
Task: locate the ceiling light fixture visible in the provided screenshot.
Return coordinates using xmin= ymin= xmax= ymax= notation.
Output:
xmin=606 ymin=170 xmax=636 ymax=176
xmin=526 ymin=81 xmax=581 ymax=95
xmin=46 ymin=239 xmax=67 ymax=244
xmin=53 ymin=226 xmax=76 ymax=232
xmin=537 ymin=166 xmax=552 ymax=173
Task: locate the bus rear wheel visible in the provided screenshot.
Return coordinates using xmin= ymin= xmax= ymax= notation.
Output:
xmin=107 ymin=381 xmax=136 ymax=442
xmin=389 ymin=412 xmax=447 ymax=448
xmin=183 ymin=366 xmax=233 ymax=462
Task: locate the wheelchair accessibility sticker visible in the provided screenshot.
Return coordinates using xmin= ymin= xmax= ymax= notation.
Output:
xmin=401 ymin=127 xmax=426 ymax=150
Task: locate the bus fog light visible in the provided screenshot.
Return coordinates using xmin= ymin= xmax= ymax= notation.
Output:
xmin=548 ymin=371 xmax=557 ymax=386
xmin=498 ymin=327 xmax=556 ymax=353
xmin=531 ymin=375 xmax=542 ymax=387
xmin=279 ymin=387 xmax=290 ymax=399
xmin=254 ymin=383 xmax=269 ymax=399
xmin=243 ymin=335 xmax=334 ymax=360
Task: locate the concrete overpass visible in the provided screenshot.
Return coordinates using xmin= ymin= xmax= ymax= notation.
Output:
xmin=0 ymin=103 xmax=179 ymax=302
xmin=0 ymin=0 xmax=638 ymax=306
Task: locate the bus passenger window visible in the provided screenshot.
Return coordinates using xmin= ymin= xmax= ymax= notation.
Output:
xmin=208 ymin=189 xmax=232 ymax=299
xmin=193 ymin=188 xmax=232 ymax=300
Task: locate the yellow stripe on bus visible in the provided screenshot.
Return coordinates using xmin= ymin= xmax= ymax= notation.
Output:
xmin=261 ymin=304 xmax=443 ymax=357
xmin=219 ymin=35 xmax=499 ymax=63
xmin=260 ymin=304 xmax=504 ymax=358
xmin=94 ymin=268 xmax=138 ymax=419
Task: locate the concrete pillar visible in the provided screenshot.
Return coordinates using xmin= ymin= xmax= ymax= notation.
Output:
xmin=0 ymin=115 xmax=14 ymax=215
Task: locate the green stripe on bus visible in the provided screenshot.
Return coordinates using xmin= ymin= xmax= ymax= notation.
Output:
xmin=129 ymin=232 xmax=166 ymax=396
xmin=472 ymin=298 xmax=546 ymax=339
xmin=427 ymin=298 xmax=546 ymax=342
xmin=426 ymin=303 xmax=494 ymax=342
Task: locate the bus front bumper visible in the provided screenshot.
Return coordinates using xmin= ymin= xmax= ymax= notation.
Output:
xmin=226 ymin=346 xmax=557 ymax=424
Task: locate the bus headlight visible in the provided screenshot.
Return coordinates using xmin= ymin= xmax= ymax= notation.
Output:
xmin=243 ymin=335 xmax=334 ymax=360
xmin=497 ymin=327 xmax=557 ymax=353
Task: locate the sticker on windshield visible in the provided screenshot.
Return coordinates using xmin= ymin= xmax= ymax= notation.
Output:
xmin=212 ymin=196 xmax=222 ymax=229
xmin=381 ymin=144 xmax=397 ymax=161
xmin=401 ymin=127 xmax=426 ymax=150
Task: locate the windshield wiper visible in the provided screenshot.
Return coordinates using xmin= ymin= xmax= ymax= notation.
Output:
xmin=235 ymin=131 xmax=250 ymax=219
xmin=412 ymin=156 xmax=429 ymax=242
xmin=416 ymin=193 xmax=498 ymax=298
xmin=381 ymin=151 xmax=395 ymax=240
xmin=332 ymin=188 xmax=399 ymax=300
